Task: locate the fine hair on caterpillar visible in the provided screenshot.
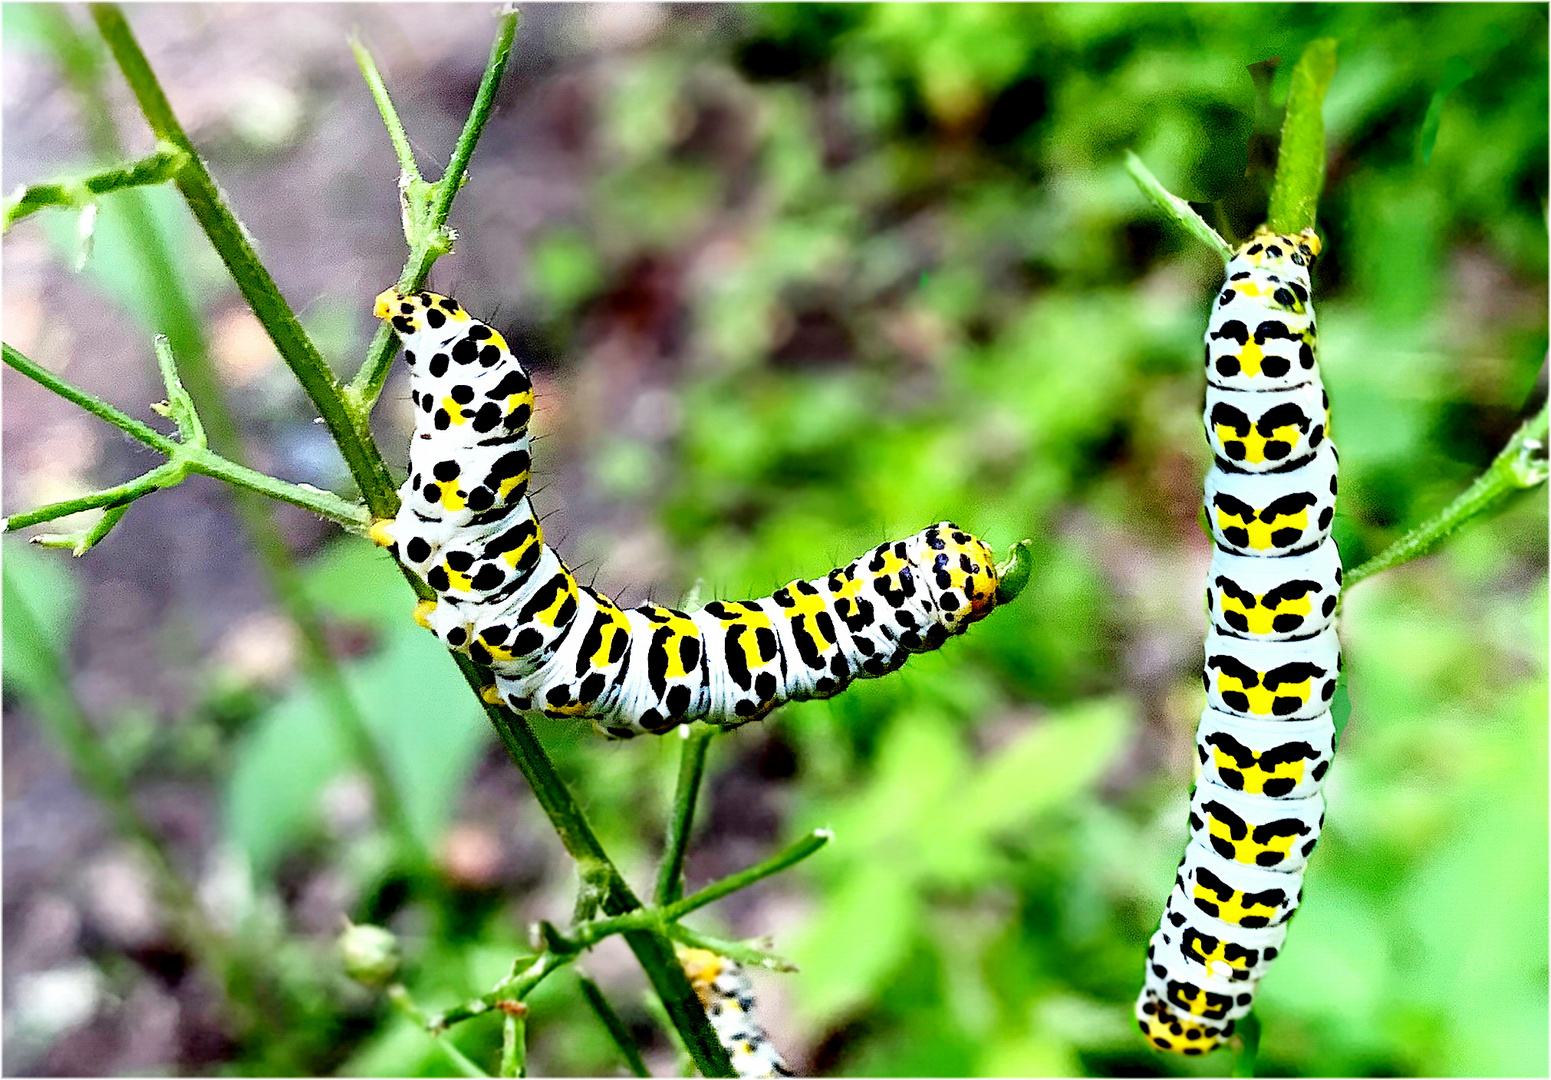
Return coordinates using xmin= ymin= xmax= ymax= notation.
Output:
xmin=1136 ymin=228 xmax=1344 ymax=1057
xmin=369 ymin=287 xmax=1010 ymax=739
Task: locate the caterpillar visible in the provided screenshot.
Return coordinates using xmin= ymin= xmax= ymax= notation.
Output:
xmin=368 ymin=288 xmax=1006 ymax=738
xmin=1136 ymin=229 xmax=1341 ymax=1055
xmin=678 ymin=947 xmax=791 ymax=1078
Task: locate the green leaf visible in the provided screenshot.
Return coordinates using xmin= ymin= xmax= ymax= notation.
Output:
xmin=1266 ymin=39 xmax=1338 ymax=234
xmin=1417 ymin=57 xmax=1472 ymax=165
xmin=791 ymin=859 xmax=920 ymax=1026
xmin=963 ymin=697 xmax=1132 ymax=833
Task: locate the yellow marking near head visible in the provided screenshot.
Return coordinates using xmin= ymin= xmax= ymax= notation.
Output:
xmin=1138 ymin=994 xmax=1228 ymax=1055
xmin=1209 ymin=745 xmax=1308 ymax=796
xmin=1205 ymin=813 xmax=1300 ymax=865
xmin=480 ymin=684 xmax=504 ymax=705
xmin=1234 ymin=338 xmax=1266 ymax=377
xmin=368 ymin=519 xmax=397 ymax=548
xmin=1184 ymin=934 xmax=1252 ymax=978
xmin=676 ymin=947 xmax=725 ymax=1010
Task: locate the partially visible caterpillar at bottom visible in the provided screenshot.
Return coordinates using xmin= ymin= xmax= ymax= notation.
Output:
xmin=370 ymin=288 xmax=1013 ymax=738
xmin=678 ymin=947 xmax=792 ymax=1079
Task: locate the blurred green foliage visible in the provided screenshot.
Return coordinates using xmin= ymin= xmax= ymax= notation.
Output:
xmin=6 ymin=3 xmax=1545 ymax=1076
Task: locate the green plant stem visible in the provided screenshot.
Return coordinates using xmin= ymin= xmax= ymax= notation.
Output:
xmin=663 ymin=829 xmax=831 ymax=922
xmin=45 ymin=7 xmax=424 ymax=872
xmin=1345 ymin=398 xmax=1548 ymax=589
xmin=389 ymin=985 xmax=492 ymax=1078
xmin=577 ymin=974 xmax=652 ymax=1078
xmin=500 ymin=1010 xmax=526 ymax=1078
xmin=1123 ymin=150 xmax=1233 ymax=263
xmin=461 ymin=655 xmax=734 ymax=1077
xmin=347 ymin=12 xmax=519 ymax=410
xmin=656 ymin=727 xmax=715 ymax=906
xmin=4 ymin=143 xmax=188 ymax=229
xmin=664 ymin=925 xmax=795 ymax=971
xmin=350 ymin=36 xmax=421 ymax=182
xmin=1266 ymin=39 xmax=1338 ymax=234
xmin=4 ymin=343 xmax=369 ymax=531
xmin=89 ymin=3 xmax=401 ymax=514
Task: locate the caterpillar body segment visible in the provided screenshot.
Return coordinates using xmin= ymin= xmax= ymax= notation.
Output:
xmin=677 ymin=947 xmax=791 ymax=1079
xmin=1204 ymin=440 xmax=1339 ymax=556
xmin=373 ymin=288 xmax=1003 ymax=738
xmin=1138 ymin=229 xmax=1341 ymax=1055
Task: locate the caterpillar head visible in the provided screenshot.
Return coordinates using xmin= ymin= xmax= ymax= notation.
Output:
xmin=374 ymin=288 xmax=474 ymax=337
xmin=921 ymin=523 xmax=999 ymax=630
xmin=1228 ymin=229 xmax=1321 ymax=281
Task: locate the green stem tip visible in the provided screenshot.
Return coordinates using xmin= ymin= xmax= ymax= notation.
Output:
xmin=995 ymin=539 xmax=1035 ymax=604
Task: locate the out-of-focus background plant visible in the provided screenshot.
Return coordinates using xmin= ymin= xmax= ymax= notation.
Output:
xmin=3 ymin=4 xmax=1544 ymax=1076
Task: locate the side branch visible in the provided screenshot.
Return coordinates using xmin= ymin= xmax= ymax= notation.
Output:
xmin=4 ymin=143 xmax=188 ymax=230
xmin=1345 ymin=397 xmax=1548 ymax=589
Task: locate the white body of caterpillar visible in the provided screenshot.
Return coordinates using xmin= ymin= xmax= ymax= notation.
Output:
xmin=1136 ymin=230 xmax=1342 ymax=1055
xmin=679 ymin=947 xmax=791 ymax=1078
xmin=369 ymin=289 xmax=1003 ymax=738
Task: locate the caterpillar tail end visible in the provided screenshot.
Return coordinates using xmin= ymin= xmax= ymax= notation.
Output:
xmin=1135 ymin=987 xmax=1232 ymax=1057
xmin=994 ymin=539 xmax=1035 ymax=605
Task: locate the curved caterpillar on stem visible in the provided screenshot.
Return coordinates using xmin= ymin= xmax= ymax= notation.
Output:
xmin=1136 ymin=229 xmax=1343 ymax=1055
xmin=369 ymin=288 xmax=1020 ymax=738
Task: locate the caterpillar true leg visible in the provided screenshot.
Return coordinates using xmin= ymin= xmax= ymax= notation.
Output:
xmin=373 ymin=288 xmax=1008 ymax=738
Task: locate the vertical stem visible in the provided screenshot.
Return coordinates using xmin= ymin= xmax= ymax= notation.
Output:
xmin=43 ymin=6 xmax=426 ymax=876
xmin=656 ymin=728 xmax=714 ymax=906
xmin=577 ymin=974 xmax=652 ymax=1078
xmin=464 ymin=659 xmax=733 ymax=1077
xmin=88 ymin=2 xmax=401 ymax=513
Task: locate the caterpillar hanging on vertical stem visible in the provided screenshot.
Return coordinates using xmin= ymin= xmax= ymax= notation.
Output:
xmin=1137 ymin=229 xmax=1342 ymax=1055
xmin=368 ymin=288 xmax=1017 ymax=739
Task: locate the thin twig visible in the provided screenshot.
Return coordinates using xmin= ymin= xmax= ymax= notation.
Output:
xmin=663 ymin=829 xmax=832 ymax=922
xmin=1123 ymin=150 xmax=1233 ymax=263
xmin=655 ymin=727 xmax=715 ymax=906
xmin=577 ymin=974 xmax=652 ymax=1078
xmin=4 ymin=143 xmax=187 ymax=230
xmin=347 ymin=11 xmax=520 ymax=408
xmin=1345 ymin=397 xmax=1548 ymax=589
